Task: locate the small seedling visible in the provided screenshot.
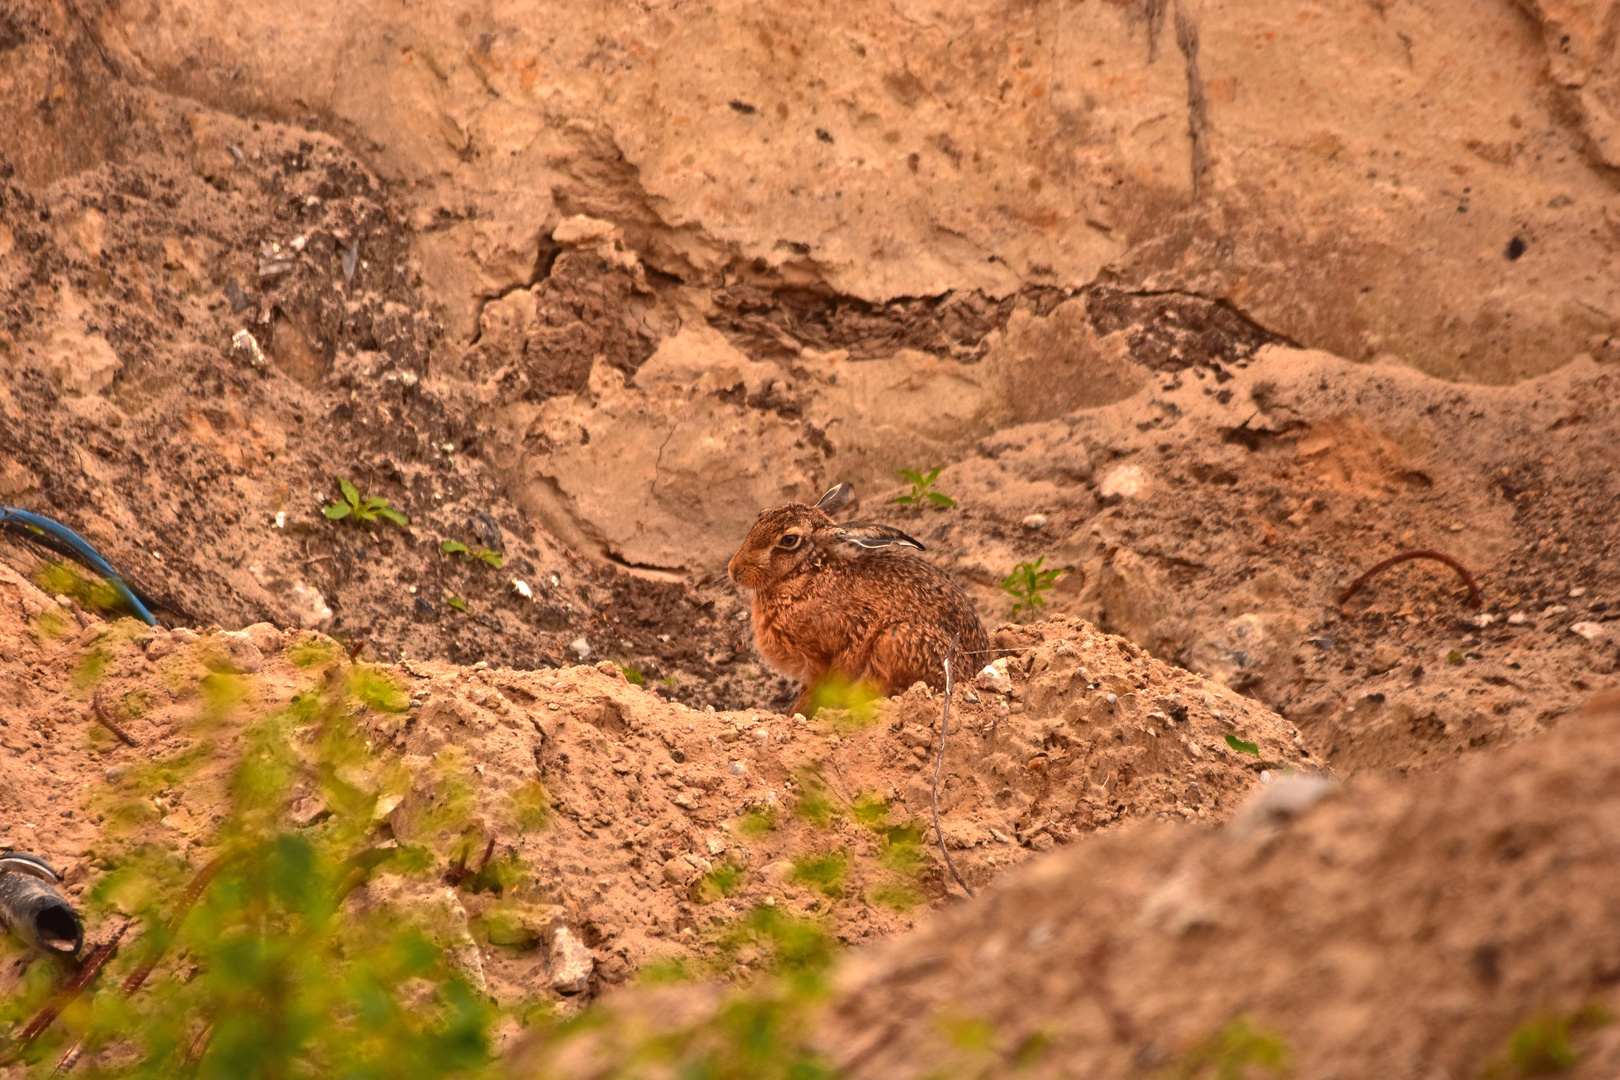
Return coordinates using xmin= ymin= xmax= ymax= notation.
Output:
xmin=691 ymin=859 xmax=746 ymax=904
xmin=1001 ymin=555 xmax=1065 ymax=618
xmin=446 ymin=595 xmax=468 ymax=613
xmin=736 ymin=806 xmax=779 ymax=839
xmin=1224 ymin=734 xmax=1260 ymax=756
xmin=892 ymin=466 xmax=956 ymax=508
xmin=323 ymin=477 xmax=409 ymax=528
xmin=441 ymin=540 xmax=503 ymax=569
xmin=1172 ymin=1016 xmax=1291 ymax=1080
xmin=790 ymin=766 xmax=840 ymax=828
xmin=1487 ymin=1003 xmax=1613 ymax=1078
xmin=789 ymin=850 xmax=849 ymax=899
xmin=807 ymin=673 xmax=882 ymax=728
xmin=616 ymin=663 xmax=646 ymax=686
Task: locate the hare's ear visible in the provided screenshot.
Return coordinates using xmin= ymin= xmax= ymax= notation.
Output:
xmin=815 ymin=483 xmax=855 ymax=514
xmin=831 ymin=522 xmax=926 ymax=555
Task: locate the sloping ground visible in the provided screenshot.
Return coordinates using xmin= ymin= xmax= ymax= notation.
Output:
xmin=536 ymin=694 xmax=1620 ymax=1079
xmin=814 ymin=696 xmax=1620 ymax=1079
xmin=0 ymin=563 xmax=1305 ymax=1013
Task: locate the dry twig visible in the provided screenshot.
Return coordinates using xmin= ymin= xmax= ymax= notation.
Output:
xmin=5 ymin=926 xmax=128 ymax=1063
xmin=91 ymin=690 xmax=140 ymax=747
xmin=1340 ymin=549 xmax=1482 ymax=612
xmin=932 ymin=638 xmax=974 ymax=899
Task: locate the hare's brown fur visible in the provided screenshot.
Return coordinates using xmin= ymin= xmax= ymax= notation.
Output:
xmin=727 ymin=485 xmax=988 ymax=716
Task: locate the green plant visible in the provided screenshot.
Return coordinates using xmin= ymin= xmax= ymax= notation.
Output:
xmin=892 ymin=466 xmax=956 ymax=508
xmin=789 ymin=851 xmax=849 ymax=899
xmin=616 ymin=663 xmax=645 ymax=686
xmin=1000 ymin=555 xmax=1065 ymax=618
xmin=441 ymin=540 xmax=503 ymax=569
xmin=323 ymin=477 xmax=409 ymax=528
xmin=790 ymin=767 xmax=840 ymax=829
xmin=805 ymin=673 xmax=881 ymax=728
xmin=11 ymin=657 xmax=504 ymax=1078
xmin=1487 ymin=1004 xmax=1613 ymax=1078
xmin=33 ymin=559 xmax=126 ymax=616
xmin=1224 ymin=734 xmax=1260 ymax=756
xmin=1168 ymin=1016 xmax=1291 ymax=1080
xmin=446 ymin=595 xmax=468 ymax=613
xmin=691 ymin=859 xmax=747 ymax=904
xmin=736 ymin=806 xmax=779 ymax=839
xmin=510 ymin=780 xmax=553 ymax=832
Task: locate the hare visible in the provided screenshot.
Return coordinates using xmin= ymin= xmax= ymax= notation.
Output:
xmin=727 ymin=483 xmax=989 ymax=716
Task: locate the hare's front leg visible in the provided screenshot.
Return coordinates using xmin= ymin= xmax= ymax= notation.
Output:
xmin=865 ymin=624 xmax=951 ymax=695
xmin=789 ymin=682 xmax=818 ymax=718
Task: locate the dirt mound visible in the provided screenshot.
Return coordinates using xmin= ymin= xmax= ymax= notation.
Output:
xmin=0 ymin=563 xmax=1306 ymax=1008
xmin=544 ymin=694 xmax=1620 ymax=1078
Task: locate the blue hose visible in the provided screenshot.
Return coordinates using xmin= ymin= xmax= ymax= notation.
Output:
xmin=0 ymin=507 xmax=158 ymax=626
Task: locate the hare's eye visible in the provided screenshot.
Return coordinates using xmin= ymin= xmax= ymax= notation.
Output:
xmin=777 ymin=534 xmax=802 ymax=551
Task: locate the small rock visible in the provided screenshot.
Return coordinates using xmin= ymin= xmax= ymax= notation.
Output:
xmin=548 ymin=926 xmax=595 ymax=995
xmin=706 ymin=836 xmax=727 ymax=856
xmin=208 ymin=632 xmax=263 ymax=674
xmin=231 ymin=329 xmax=267 ymax=368
xmin=104 ymin=765 xmax=127 ymax=783
xmin=1570 ymin=621 xmax=1608 ymax=643
xmin=975 ymin=659 xmax=1013 ymax=694
xmin=289 ymin=583 xmax=333 ymax=629
xmin=1570 ymin=586 xmax=1588 ymax=598
xmin=1305 ymin=637 xmax=1334 ymax=649
xmin=239 ymin=622 xmax=284 ymax=654
xmin=661 ymin=856 xmax=703 ymax=886
xmin=1105 ymin=693 xmax=1118 ymax=705
xmin=1098 ymin=463 xmax=1148 ymax=500
xmin=1449 ymin=522 xmax=1464 ymax=532
xmin=287 ymin=795 xmax=330 ymax=828
xmin=1507 ymin=612 xmax=1528 ymax=625
xmin=552 ymin=215 xmax=619 ymax=246
xmin=729 ymin=761 xmax=747 ymax=776
xmin=1231 ymin=773 xmax=1335 ymax=836
xmin=1021 ymin=513 xmax=1048 ymax=530
xmin=1543 ymin=605 xmax=1569 ymax=617
xmin=1468 ymin=613 xmax=1497 ymax=628
xmin=512 ymin=579 xmax=533 ymax=600
xmin=144 ymin=635 xmax=177 ymax=661
xmin=570 ymin=637 xmax=592 ymax=660
xmin=1368 ymin=643 xmax=1403 ymax=674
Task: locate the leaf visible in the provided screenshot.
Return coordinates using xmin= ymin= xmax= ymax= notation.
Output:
xmin=926 ymin=491 xmax=957 ymax=507
xmin=477 ymin=551 xmax=504 ymax=569
xmin=323 ymin=501 xmax=352 ymax=520
xmin=441 ymin=541 xmax=469 ymax=555
xmin=1225 ymin=734 xmax=1261 ymax=756
xmin=339 ymin=477 xmax=360 ymax=507
xmin=376 ymin=507 xmax=410 ymax=527
xmin=924 ymin=466 xmax=942 ymax=484
xmin=896 ymin=469 xmax=923 ymax=485
xmin=891 ymin=494 xmax=916 ymax=505
xmin=447 ymin=595 xmax=468 ymax=612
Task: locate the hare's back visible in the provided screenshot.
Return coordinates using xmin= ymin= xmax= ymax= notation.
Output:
xmin=839 ymin=547 xmax=983 ymax=632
